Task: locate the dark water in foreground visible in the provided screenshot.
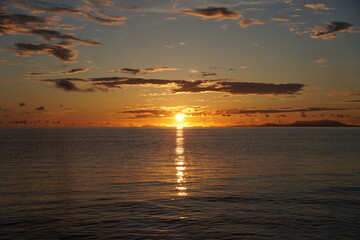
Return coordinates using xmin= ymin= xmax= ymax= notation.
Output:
xmin=0 ymin=127 xmax=359 ymax=239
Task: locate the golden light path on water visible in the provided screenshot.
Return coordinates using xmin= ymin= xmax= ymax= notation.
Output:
xmin=175 ymin=125 xmax=187 ymax=196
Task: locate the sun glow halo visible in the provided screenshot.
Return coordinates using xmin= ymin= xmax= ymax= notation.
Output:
xmin=175 ymin=113 xmax=186 ymax=122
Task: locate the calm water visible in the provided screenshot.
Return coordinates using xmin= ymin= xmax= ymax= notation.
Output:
xmin=0 ymin=127 xmax=359 ymax=239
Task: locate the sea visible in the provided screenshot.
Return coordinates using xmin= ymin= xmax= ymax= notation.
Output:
xmin=0 ymin=127 xmax=359 ymax=240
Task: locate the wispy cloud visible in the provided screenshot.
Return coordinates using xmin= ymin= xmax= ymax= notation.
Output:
xmin=114 ymin=67 xmax=179 ymax=75
xmin=315 ymin=58 xmax=328 ymax=64
xmin=221 ymin=107 xmax=346 ymax=115
xmin=311 ymin=22 xmax=356 ymax=39
xmin=25 ymin=72 xmax=54 ymax=77
xmin=270 ymin=18 xmax=290 ymax=22
xmin=53 ymin=79 xmax=97 ymax=92
xmin=8 ymin=0 xmax=127 ymax=25
xmin=179 ymin=7 xmax=241 ymax=19
xmin=172 ymin=81 xmax=304 ymax=95
xmin=202 ymin=72 xmax=217 ymax=77
xmin=0 ymin=12 xmax=52 ymax=35
xmin=238 ymin=18 xmax=264 ymax=28
xmin=30 ymin=29 xmax=101 ymax=46
xmin=304 ymin=4 xmax=334 ymax=11
xmin=34 ymin=106 xmax=45 ymax=111
xmin=9 ymin=42 xmax=77 ymax=62
xmin=61 ymin=68 xmax=89 ymax=74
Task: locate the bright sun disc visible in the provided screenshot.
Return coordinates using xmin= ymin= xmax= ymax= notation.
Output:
xmin=175 ymin=113 xmax=186 ymax=122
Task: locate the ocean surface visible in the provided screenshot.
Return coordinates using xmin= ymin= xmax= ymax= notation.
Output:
xmin=0 ymin=127 xmax=359 ymax=239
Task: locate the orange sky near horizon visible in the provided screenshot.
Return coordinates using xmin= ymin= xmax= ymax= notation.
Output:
xmin=0 ymin=0 xmax=359 ymax=127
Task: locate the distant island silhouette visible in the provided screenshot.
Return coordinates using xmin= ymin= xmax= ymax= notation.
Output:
xmin=260 ymin=120 xmax=354 ymax=127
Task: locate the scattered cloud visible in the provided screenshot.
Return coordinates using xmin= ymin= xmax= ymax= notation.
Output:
xmin=213 ymin=107 xmax=347 ymax=117
xmin=305 ymin=4 xmax=334 ymax=11
xmin=0 ymin=12 xmax=52 ymax=35
xmin=202 ymin=72 xmax=217 ymax=77
xmin=164 ymin=42 xmax=187 ymax=48
xmin=121 ymin=109 xmax=173 ymax=118
xmin=19 ymin=102 xmax=26 ymax=107
xmin=179 ymin=7 xmax=241 ymax=20
xmin=315 ymin=58 xmax=328 ymax=64
xmin=243 ymin=8 xmax=265 ymax=11
xmin=25 ymin=72 xmax=54 ymax=77
xmin=53 ymin=79 xmax=96 ymax=92
xmin=9 ymin=0 xmax=127 ymax=25
xmin=123 ymin=7 xmax=141 ymax=11
xmin=115 ymin=67 xmax=179 ymax=75
xmin=311 ymin=22 xmax=356 ymax=39
xmin=238 ymin=18 xmax=264 ymax=28
xmin=271 ymin=18 xmax=290 ymax=22
xmin=345 ymin=100 xmax=360 ymax=103
xmin=34 ymin=106 xmax=45 ymax=111
xmin=30 ymin=29 xmax=101 ymax=46
xmin=9 ymin=42 xmax=77 ymax=62
xmin=0 ymin=60 xmax=22 ymax=65
xmin=61 ymin=68 xmax=89 ymax=74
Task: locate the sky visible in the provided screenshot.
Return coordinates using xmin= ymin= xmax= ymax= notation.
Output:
xmin=0 ymin=0 xmax=359 ymax=127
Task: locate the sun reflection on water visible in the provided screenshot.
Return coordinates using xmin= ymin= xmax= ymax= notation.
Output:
xmin=175 ymin=126 xmax=187 ymax=196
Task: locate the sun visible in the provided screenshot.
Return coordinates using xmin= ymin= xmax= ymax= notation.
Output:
xmin=175 ymin=113 xmax=186 ymax=122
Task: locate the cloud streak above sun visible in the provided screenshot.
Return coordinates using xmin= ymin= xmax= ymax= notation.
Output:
xmin=114 ymin=67 xmax=179 ymax=75
xmin=42 ymin=76 xmax=305 ymax=95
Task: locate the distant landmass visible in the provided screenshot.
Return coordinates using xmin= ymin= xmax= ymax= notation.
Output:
xmin=260 ymin=120 xmax=354 ymax=127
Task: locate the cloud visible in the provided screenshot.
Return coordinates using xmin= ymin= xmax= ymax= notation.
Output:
xmin=0 ymin=60 xmax=22 ymax=65
xmin=179 ymin=7 xmax=241 ymax=19
xmin=25 ymin=72 xmax=54 ymax=76
xmin=30 ymin=29 xmax=101 ymax=45
xmin=202 ymin=72 xmax=217 ymax=77
xmin=9 ymin=0 xmax=127 ymax=25
xmin=44 ymin=79 xmax=97 ymax=92
xmin=123 ymin=7 xmax=141 ymax=11
xmin=311 ymin=22 xmax=355 ymax=39
xmin=238 ymin=18 xmax=264 ymax=28
xmin=0 ymin=12 xmax=51 ymax=35
xmin=223 ymin=107 xmax=346 ymax=115
xmin=121 ymin=107 xmax=348 ymax=119
xmin=9 ymin=42 xmax=77 ymax=62
xmin=305 ymin=4 xmax=333 ymax=10
xmin=55 ymin=79 xmax=95 ymax=92
xmin=61 ymin=68 xmax=89 ymax=74
xmin=42 ymin=77 xmax=305 ymax=95
xmin=116 ymin=67 xmax=179 ymax=75
xmin=121 ymin=109 xmax=173 ymax=118
xmin=270 ymin=18 xmax=290 ymax=22
xmin=315 ymin=58 xmax=328 ymax=64
xmin=345 ymin=100 xmax=360 ymax=103
xmin=19 ymin=102 xmax=26 ymax=107
xmin=172 ymin=81 xmax=305 ymax=95
xmin=34 ymin=106 xmax=45 ymax=111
